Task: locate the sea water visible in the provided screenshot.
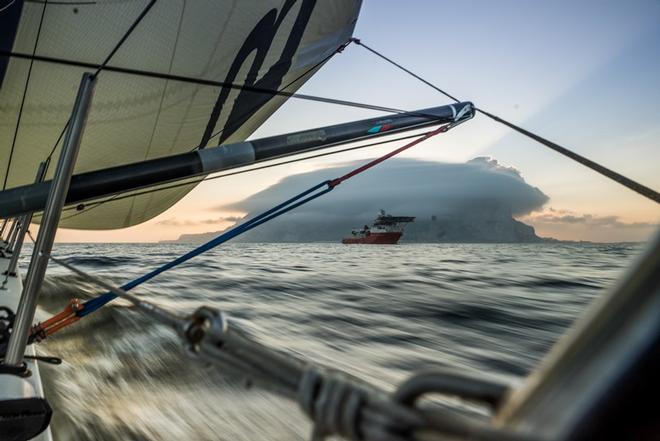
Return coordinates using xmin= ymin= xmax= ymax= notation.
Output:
xmin=19 ymin=242 xmax=642 ymax=440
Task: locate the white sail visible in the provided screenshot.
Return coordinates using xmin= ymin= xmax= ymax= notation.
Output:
xmin=0 ymin=0 xmax=361 ymax=229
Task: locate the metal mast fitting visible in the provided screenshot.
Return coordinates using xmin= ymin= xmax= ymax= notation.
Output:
xmin=3 ymin=73 xmax=96 ymax=367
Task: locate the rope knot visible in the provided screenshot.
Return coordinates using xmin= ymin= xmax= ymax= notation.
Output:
xmin=298 ymin=367 xmax=366 ymax=441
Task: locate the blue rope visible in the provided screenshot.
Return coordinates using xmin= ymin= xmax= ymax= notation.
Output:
xmin=79 ymin=181 xmax=334 ymax=316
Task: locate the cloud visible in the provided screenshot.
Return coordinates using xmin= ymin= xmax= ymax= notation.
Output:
xmin=523 ymin=208 xmax=658 ymax=229
xmin=519 ymin=207 xmax=659 ymax=242
xmin=156 ymin=219 xmax=193 ymax=227
xmin=467 ymin=156 xmax=523 ymax=180
xmin=213 ymin=157 xmax=550 ymax=242
xmin=222 ymin=157 xmax=547 ymax=215
xmin=215 ymin=215 xmax=243 ymax=223
xmin=156 ymin=216 xmax=241 ymax=227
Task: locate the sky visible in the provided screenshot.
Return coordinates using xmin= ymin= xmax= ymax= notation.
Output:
xmin=55 ymin=0 xmax=660 ymax=242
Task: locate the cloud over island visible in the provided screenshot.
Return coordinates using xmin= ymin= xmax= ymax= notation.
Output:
xmin=209 ymin=157 xmax=550 ymax=243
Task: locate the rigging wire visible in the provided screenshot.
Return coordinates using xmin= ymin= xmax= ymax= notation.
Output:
xmin=2 ymin=0 xmax=48 ymax=190
xmin=43 ymin=0 xmax=158 ymax=163
xmin=352 ymin=38 xmax=461 ymax=104
xmin=93 ymin=0 xmax=157 ymax=78
xmin=60 ymin=131 xmax=427 ymax=219
xmin=351 ymin=38 xmax=660 ymax=204
xmin=200 ymin=40 xmax=354 ymax=150
xmin=0 ymin=49 xmax=441 ymax=120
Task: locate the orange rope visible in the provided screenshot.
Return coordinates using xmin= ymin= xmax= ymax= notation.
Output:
xmin=30 ymin=298 xmax=83 ymax=342
xmin=42 ymin=315 xmax=80 ymax=336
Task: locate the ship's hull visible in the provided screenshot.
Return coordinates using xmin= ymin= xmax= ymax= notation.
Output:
xmin=342 ymin=232 xmax=402 ymax=244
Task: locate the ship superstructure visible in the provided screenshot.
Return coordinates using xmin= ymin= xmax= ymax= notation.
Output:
xmin=342 ymin=210 xmax=415 ymax=244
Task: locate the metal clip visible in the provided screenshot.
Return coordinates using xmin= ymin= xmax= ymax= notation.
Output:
xmin=448 ymin=102 xmax=475 ymax=130
xmin=182 ymin=306 xmax=227 ymax=356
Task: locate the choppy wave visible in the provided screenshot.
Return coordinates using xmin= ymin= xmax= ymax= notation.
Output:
xmin=16 ymin=242 xmax=642 ymax=440
xmin=58 ymin=255 xmax=141 ymax=268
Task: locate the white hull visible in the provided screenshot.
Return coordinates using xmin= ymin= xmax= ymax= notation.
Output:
xmin=0 ymin=255 xmax=53 ymax=441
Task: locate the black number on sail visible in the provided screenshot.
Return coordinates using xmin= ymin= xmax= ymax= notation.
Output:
xmin=200 ymin=0 xmax=317 ymax=147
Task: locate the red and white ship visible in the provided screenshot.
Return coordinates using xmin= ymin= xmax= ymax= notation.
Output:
xmin=342 ymin=210 xmax=415 ymax=244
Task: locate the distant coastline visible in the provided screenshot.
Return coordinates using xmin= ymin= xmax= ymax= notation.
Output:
xmin=160 ymin=215 xmax=555 ymax=244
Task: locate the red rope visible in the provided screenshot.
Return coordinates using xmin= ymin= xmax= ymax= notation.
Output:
xmin=329 ymin=125 xmax=449 ymax=188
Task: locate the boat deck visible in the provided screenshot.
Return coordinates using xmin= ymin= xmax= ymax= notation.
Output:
xmin=0 ymin=254 xmax=53 ymax=441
